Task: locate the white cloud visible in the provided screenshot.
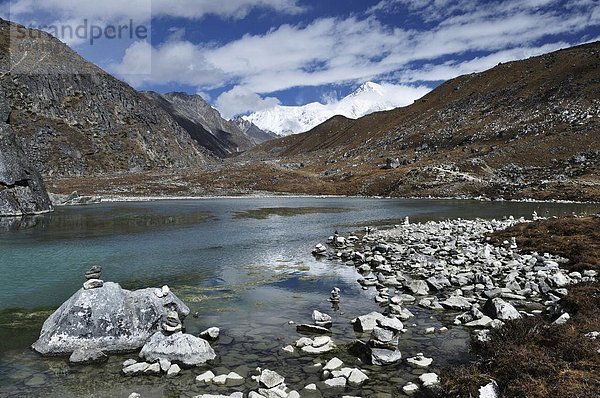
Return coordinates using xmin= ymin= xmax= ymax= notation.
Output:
xmin=4 ymin=0 xmax=304 ymax=22
xmin=393 ymin=42 xmax=572 ymax=83
xmin=215 ymin=86 xmax=281 ymax=119
xmin=111 ymin=0 xmax=597 ymax=97
xmin=110 ymin=39 xmax=225 ymax=86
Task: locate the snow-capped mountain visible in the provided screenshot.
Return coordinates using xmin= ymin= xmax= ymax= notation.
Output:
xmin=241 ymin=82 xmax=430 ymax=136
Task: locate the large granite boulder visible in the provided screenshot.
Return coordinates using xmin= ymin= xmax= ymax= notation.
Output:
xmin=139 ymin=331 xmax=216 ymax=367
xmin=32 ymin=282 xmax=190 ymax=355
xmin=0 ymin=91 xmax=52 ymax=217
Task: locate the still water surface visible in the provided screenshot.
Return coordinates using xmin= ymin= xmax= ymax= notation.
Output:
xmin=0 ymin=198 xmax=598 ymax=397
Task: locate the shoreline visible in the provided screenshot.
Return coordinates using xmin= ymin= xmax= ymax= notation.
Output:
xmin=51 ymin=192 xmax=600 ymax=206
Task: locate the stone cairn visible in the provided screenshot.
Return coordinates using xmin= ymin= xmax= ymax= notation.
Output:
xmin=83 ymin=265 xmax=103 ymax=290
xmin=162 ymin=311 xmax=182 ymax=334
xmin=328 ymin=287 xmax=341 ymax=303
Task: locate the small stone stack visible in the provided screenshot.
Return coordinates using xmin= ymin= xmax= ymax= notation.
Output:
xmin=296 ymin=309 xmax=332 ymax=334
xmin=312 ymin=310 xmax=332 ymax=328
xmin=367 ymin=316 xmax=404 ymax=365
xmin=162 ymin=311 xmax=182 ymax=334
xmin=328 ymin=287 xmax=341 ymax=303
xmin=83 ymin=265 xmax=103 ymax=290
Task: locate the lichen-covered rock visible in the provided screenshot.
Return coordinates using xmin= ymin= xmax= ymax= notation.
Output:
xmin=139 ymin=332 xmax=215 ymax=366
xmin=32 ymin=282 xmax=190 ymax=355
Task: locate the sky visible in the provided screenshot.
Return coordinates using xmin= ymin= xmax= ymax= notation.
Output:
xmin=2 ymin=0 xmax=599 ymax=118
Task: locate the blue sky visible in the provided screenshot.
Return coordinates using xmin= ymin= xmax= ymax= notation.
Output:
xmin=2 ymin=0 xmax=599 ymax=118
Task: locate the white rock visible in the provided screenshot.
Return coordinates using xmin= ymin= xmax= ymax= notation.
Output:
xmin=212 ymin=374 xmax=228 ymax=385
xmin=259 ymin=369 xmax=285 ymax=389
xmin=282 ymin=345 xmax=295 ymax=354
xmin=199 ymin=327 xmax=220 ymax=340
xmin=122 ymin=362 xmax=149 ymax=376
xmin=83 ymin=279 xmax=104 ymax=290
xmin=196 ymin=370 xmax=215 ymax=383
xmin=479 ymin=381 xmax=499 ymax=398
xmin=419 ymin=373 xmax=439 ymax=387
xmin=347 ymin=368 xmax=369 ymax=386
xmin=312 ymin=310 xmax=332 ymax=323
xmin=323 ymin=377 xmax=347 ymax=388
xmin=553 ymin=313 xmax=570 ymax=325
xmin=402 ymin=382 xmax=419 ymax=395
xmin=167 ymin=364 xmax=181 ymax=377
xmin=122 ymin=359 xmax=137 ymax=367
xmin=352 ymin=311 xmax=385 ymax=332
xmin=406 ymin=353 xmax=433 ymax=368
xmin=159 ymin=358 xmax=171 ymax=372
xmin=323 ymin=357 xmax=344 ymax=371
xmin=295 ymin=337 xmax=313 ymax=348
xmin=144 ymin=362 xmax=161 ymax=374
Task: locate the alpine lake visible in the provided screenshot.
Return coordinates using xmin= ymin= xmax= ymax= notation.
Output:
xmin=1 ymin=197 xmax=599 ymax=398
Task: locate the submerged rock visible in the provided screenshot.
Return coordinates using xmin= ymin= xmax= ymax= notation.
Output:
xmin=32 ymin=282 xmax=190 ymax=355
xmin=68 ymin=346 xmax=108 ymax=365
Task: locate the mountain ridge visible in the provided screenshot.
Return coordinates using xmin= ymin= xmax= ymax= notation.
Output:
xmin=142 ymin=91 xmax=271 ymax=158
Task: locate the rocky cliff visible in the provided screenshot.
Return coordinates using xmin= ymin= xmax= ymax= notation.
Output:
xmin=143 ymin=91 xmax=269 ymax=157
xmin=0 ymin=19 xmax=212 ymax=177
xmin=233 ymin=116 xmax=278 ymax=144
xmin=0 ymin=90 xmax=52 ymax=216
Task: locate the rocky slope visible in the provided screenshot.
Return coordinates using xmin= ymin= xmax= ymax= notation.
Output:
xmin=143 ymin=92 xmax=272 ymax=158
xmin=0 ymin=89 xmax=52 ymax=216
xmin=0 ymin=19 xmax=213 ymax=177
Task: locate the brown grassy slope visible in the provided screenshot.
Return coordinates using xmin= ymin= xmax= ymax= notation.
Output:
xmin=439 ymin=216 xmax=600 ymax=398
xmin=490 ymin=215 xmax=600 ymax=271
xmin=253 ymin=41 xmax=599 ymax=159
xmin=235 ymin=42 xmax=600 ymax=200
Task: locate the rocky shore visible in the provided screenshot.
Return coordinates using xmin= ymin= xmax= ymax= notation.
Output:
xmin=27 ymin=214 xmax=598 ymax=398
xmin=309 ymin=214 xmax=598 ymax=397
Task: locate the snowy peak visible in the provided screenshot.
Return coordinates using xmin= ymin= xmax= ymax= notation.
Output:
xmin=348 ymin=82 xmax=386 ymax=97
xmin=242 ymin=82 xmax=430 ymax=136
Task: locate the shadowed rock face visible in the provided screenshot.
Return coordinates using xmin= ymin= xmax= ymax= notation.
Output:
xmin=32 ymin=282 xmax=190 ymax=356
xmin=143 ymin=91 xmax=274 ymax=158
xmin=0 ymin=91 xmax=52 ymax=216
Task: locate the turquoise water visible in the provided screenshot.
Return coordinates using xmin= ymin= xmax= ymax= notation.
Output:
xmin=0 ymin=198 xmax=598 ymax=397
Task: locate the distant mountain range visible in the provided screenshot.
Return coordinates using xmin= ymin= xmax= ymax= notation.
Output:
xmin=242 ymin=82 xmax=429 ymax=136
xmin=1 ymin=17 xmax=599 ymax=208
